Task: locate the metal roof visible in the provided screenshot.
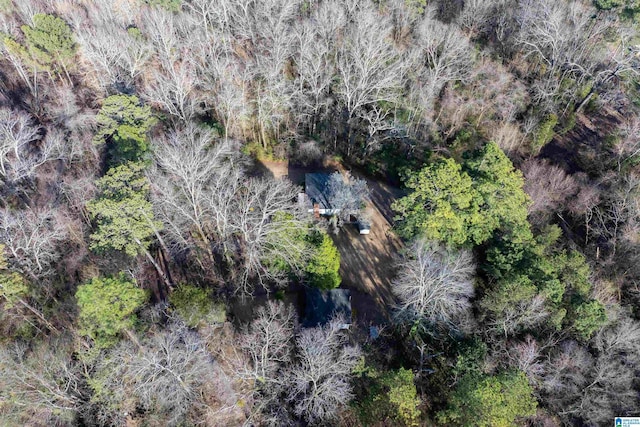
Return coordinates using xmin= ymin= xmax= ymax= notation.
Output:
xmin=305 ymin=173 xmax=333 ymax=210
xmin=303 ymin=288 xmax=352 ymax=328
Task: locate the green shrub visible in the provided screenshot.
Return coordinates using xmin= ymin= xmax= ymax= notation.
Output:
xmin=438 ymin=370 xmax=537 ymax=427
xmin=405 ymin=0 xmax=427 ymax=16
xmin=76 ymin=275 xmax=147 ymax=348
xmin=142 ymin=0 xmax=182 ymax=11
xmin=169 ymin=284 xmax=225 ymax=328
xmin=0 ymin=246 xmax=28 ymax=310
xmin=356 ymin=366 xmax=422 ymax=426
xmin=532 ymin=114 xmax=558 ymax=153
xmin=594 ymin=0 xmax=623 ymax=9
xmin=242 ymin=141 xmax=273 ymax=161
xmin=306 ymin=231 xmax=341 ymax=289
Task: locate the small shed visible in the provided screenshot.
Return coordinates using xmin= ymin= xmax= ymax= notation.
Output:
xmin=303 ymin=288 xmax=352 ymax=330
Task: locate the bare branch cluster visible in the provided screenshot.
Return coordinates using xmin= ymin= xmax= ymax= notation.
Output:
xmin=392 ymin=239 xmax=475 ymax=331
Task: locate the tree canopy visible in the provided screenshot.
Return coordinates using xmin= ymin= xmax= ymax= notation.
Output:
xmin=356 ymin=366 xmax=421 ymax=427
xmin=438 ymin=370 xmax=537 ymax=427
xmin=4 ymin=13 xmax=76 ymax=78
xmin=75 ymin=275 xmax=147 ymax=348
xmin=393 ymin=142 xmax=531 ymax=247
xmin=87 ymin=162 xmax=160 ymax=257
xmin=393 ymin=158 xmax=477 ymax=245
xmin=0 ymin=0 xmax=637 ymax=424
xmin=94 ymin=95 xmax=155 ymax=164
xmin=306 ymin=231 xmax=341 ymax=290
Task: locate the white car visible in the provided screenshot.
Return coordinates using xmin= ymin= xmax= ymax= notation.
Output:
xmin=358 ymin=219 xmax=371 ymax=235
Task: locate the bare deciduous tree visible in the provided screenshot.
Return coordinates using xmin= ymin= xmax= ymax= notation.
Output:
xmin=326 ymin=171 xmax=369 ymax=225
xmin=485 ymin=294 xmax=550 ymax=338
xmin=144 ymin=60 xmax=201 ymax=123
xmin=89 ymin=321 xmax=235 ymax=427
xmin=206 ymin=57 xmax=250 ymax=142
xmin=334 ymin=4 xmax=405 ymax=155
xmin=238 ymin=301 xmax=296 ymax=385
xmin=151 ymin=126 xmax=312 ymax=294
xmin=232 ymin=301 xmax=297 ymax=424
xmin=592 ymin=173 xmax=640 ymax=256
xmin=393 ymin=239 xmax=475 ymax=331
xmin=150 ymin=124 xmax=240 ymax=258
xmin=613 ymin=114 xmax=640 ymax=172
xmin=522 ymin=159 xmax=578 ymax=224
xmin=76 ymin=19 xmax=128 ymax=91
xmin=491 ymin=122 xmax=525 ymax=156
xmin=231 ymin=177 xmax=312 ymax=293
xmin=183 ymin=0 xmax=220 ymax=35
xmin=511 ymin=0 xmax=638 ymax=112
xmin=0 ymin=207 xmax=68 ymax=279
xmin=595 ymin=313 xmax=640 ymax=364
xmin=457 ymin=0 xmax=507 ymax=38
xmin=541 ymin=330 xmax=639 ymax=425
xmin=0 ymin=108 xmax=41 ymax=182
xmin=506 ymin=335 xmax=544 ymax=382
xmin=293 ymin=19 xmax=335 ymax=133
xmin=541 ymin=340 xmax=592 ymax=416
xmin=410 ymin=10 xmax=473 ymax=116
xmin=0 ymin=340 xmax=81 ymax=425
xmin=285 ymin=316 xmax=361 ymax=424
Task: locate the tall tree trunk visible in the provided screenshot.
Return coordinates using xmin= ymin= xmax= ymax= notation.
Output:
xmin=575 ymin=88 xmax=595 ymax=113
xmin=134 ymin=237 xmax=174 ymax=293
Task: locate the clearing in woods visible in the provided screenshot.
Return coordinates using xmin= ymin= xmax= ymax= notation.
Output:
xmin=259 ymin=158 xmax=404 ymax=325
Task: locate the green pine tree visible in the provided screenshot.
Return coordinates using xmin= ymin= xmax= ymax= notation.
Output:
xmin=76 ymin=274 xmax=147 ymax=348
xmin=94 ymin=95 xmax=155 ymax=164
xmin=392 ymin=158 xmax=478 ymax=245
xmin=4 ymin=14 xmax=76 ymax=82
xmin=306 ymin=231 xmax=341 ymax=289
xmin=438 ymin=370 xmax=537 ymax=427
xmin=87 ymin=162 xmax=161 ymax=257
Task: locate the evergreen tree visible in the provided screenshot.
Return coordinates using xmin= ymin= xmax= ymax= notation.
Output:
xmin=392 ymin=158 xmax=478 ymax=245
xmin=463 ymin=142 xmax=531 ymax=246
xmin=94 ymin=95 xmax=155 ymax=164
xmin=306 ymin=231 xmax=341 ymax=289
xmin=76 ymin=275 xmax=147 ymax=348
xmin=4 ymin=14 xmax=76 ymax=81
xmin=438 ymin=370 xmax=537 ymax=427
xmin=87 ymin=162 xmax=160 ymax=257
xmin=393 ymin=142 xmax=531 ymax=247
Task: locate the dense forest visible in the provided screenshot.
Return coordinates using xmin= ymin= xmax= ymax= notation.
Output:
xmin=0 ymin=0 xmax=639 ymax=425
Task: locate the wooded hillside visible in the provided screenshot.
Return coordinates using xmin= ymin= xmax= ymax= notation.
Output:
xmin=0 ymin=0 xmax=639 ymax=425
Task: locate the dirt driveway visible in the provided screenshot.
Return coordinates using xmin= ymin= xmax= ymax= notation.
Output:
xmin=259 ymin=158 xmax=404 ymax=325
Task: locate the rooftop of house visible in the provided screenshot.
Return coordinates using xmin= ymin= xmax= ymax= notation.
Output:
xmin=305 ymin=173 xmax=333 ymax=211
xmin=303 ymin=288 xmax=352 ymax=329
